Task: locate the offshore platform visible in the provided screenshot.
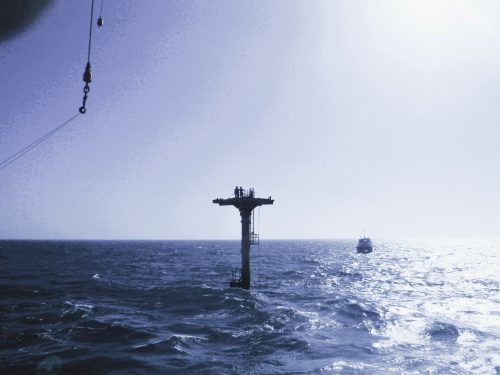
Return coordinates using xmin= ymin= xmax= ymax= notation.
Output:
xmin=213 ymin=187 xmax=274 ymax=290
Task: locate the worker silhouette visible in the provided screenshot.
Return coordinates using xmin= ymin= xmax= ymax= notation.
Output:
xmin=234 ymin=186 xmax=239 ymax=198
xmin=239 ymin=186 xmax=244 ymax=197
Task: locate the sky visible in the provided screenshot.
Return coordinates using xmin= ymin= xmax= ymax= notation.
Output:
xmin=0 ymin=0 xmax=499 ymax=240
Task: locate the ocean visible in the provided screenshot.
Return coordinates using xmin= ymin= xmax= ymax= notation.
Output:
xmin=0 ymin=239 xmax=499 ymax=374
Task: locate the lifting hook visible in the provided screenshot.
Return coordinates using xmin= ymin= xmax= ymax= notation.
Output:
xmin=79 ymin=62 xmax=92 ymax=114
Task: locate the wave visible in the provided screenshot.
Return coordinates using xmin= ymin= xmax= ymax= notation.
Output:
xmin=322 ymin=298 xmax=382 ymax=323
xmin=71 ymin=319 xmax=153 ymax=344
xmin=1 ymin=239 xmax=498 ymax=374
xmin=425 ymin=321 xmax=460 ymax=342
xmin=133 ymin=334 xmax=206 ymax=354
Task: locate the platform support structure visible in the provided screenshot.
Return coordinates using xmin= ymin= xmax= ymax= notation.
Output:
xmin=239 ymin=207 xmax=252 ymax=289
xmin=213 ymin=188 xmax=274 ymax=290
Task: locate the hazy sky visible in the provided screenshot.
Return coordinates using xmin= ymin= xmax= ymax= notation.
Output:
xmin=1 ymin=0 xmax=499 ymax=239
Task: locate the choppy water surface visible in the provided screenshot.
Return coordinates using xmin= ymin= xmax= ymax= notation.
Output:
xmin=1 ymin=239 xmax=499 ymax=374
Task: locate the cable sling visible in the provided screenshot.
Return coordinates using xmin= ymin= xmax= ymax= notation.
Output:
xmin=0 ymin=113 xmax=81 ymax=172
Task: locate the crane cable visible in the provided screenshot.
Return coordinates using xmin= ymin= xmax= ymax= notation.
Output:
xmin=0 ymin=113 xmax=81 ymax=172
xmin=97 ymin=0 xmax=104 ymax=28
xmin=79 ymin=0 xmax=95 ymax=114
xmin=0 ymin=0 xmax=100 ymax=172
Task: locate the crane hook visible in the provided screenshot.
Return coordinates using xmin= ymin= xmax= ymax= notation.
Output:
xmin=79 ymin=62 xmax=92 ymax=114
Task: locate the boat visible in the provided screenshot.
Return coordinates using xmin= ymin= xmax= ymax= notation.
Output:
xmin=356 ymin=237 xmax=373 ymax=253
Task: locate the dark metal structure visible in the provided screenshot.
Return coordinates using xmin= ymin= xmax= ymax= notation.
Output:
xmin=213 ymin=187 xmax=274 ymax=289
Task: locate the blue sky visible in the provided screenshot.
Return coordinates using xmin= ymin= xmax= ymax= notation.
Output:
xmin=0 ymin=1 xmax=499 ymax=239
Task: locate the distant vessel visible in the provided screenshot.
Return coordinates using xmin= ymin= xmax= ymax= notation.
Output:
xmin=356 ymin=237 xmax=373 ymax=253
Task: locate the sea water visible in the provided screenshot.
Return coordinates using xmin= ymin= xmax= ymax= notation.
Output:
xmin=1 ymin=239 xmax=499 ymax=374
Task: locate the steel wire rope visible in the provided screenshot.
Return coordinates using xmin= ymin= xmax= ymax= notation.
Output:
xmin=87 ymin=0 xmax=94 ymax=63
xmin=0 ymin=113 xmax=81 ymax=172
xmin=99 ymin=0 xmax=104 ymax=20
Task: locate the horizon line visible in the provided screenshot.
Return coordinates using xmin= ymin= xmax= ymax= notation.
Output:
xmin=1 ymin=236 xmax=498 ymax=242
